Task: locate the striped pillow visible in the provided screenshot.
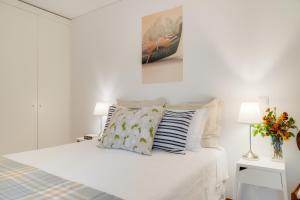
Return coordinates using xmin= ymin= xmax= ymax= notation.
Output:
xmin=104 ymin=105 xmax=117 ymax=131
xmin=153 ymin=110 xmax=195 ymax=154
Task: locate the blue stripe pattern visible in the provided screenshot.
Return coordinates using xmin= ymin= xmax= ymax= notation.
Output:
xmin=153 ymin=110 xmax=195 ymax=154
xmin=104 ymin=105 xmax=116 ymax=130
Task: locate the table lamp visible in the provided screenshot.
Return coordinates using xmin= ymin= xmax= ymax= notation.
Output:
xmin=238 ymin=102 xmax=261 ymax=160
xmin=94 ymin=102 xmax=109 ymax=136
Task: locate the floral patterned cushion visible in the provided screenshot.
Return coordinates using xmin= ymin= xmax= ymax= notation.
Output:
xmin=98 ymin=106 xmax=164 ymax=155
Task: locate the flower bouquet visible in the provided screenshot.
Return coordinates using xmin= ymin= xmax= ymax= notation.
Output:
xmin=253 ymin=107 xmax=298 ymax=161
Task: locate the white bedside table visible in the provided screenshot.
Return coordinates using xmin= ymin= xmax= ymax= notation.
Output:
xmin=234 ymin=157 xmax=288 ymax=200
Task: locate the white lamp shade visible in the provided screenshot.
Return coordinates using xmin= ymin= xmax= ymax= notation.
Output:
xmin=93 ymin=102 xmax=109 ymax=116
xmin=238 ymin=102 xmax=261 ymax=124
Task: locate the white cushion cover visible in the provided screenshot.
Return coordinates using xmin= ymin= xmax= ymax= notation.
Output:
xmin=186 ymin=108 xmax=208 ymax=151
xmin=98 ymin=106 xmax=164 ymax=155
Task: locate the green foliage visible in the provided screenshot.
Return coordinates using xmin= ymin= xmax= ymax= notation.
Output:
xmin=123 ymin=135 xmax=129 ymax=145
xmin=131 ymin=124 xmax=139 ymax=130
xmin=110 ymin=123 xmax=116 ymax=131
xmin=122 ymin=122 xmax=126 ymax=131
xmin=253 ymin=107 xmax=297 ymax=141
xmin=149 ymin=127 xmax=154 ymax=138
xmin=128 ymin=108 xmax=140 ymax=111
xmin=152 ymin=108 xmax=159 ymax=112
xmin=140 ymin=138 xmax=147 ymax=143
xmin=140 ymin=114 xmax=149 ymax=118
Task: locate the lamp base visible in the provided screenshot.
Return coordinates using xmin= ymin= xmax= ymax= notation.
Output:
xmin=243 ymin=150 xmax=259 ymax=160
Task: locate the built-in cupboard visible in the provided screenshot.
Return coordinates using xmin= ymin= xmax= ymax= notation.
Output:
xmin=0 ymin=0 xmax=71 ymax=155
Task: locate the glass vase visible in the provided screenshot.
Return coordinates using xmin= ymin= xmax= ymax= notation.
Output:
xmin=271 ymin=136 xmax=283 ymax=161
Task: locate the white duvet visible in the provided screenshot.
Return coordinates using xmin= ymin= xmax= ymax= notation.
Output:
xmin=6 ymin=140 xmax=228 ymax=200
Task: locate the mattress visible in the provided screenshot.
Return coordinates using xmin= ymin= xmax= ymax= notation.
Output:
xmin=5 ymin=140 xmax=228 ymax=200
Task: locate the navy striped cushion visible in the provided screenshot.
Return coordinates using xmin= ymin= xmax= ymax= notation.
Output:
xmin=153 ymin=110 xmax=195 ymax=154
xmin=104 ymin=105 xmax=116 ymax=130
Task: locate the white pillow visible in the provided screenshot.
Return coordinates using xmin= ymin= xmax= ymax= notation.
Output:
xmin=166 ymin=98 xmax=223 ymax=148
xmin=117 ymin=98 xmax=166 ymax=108
xmin=186 ymin=108 xmax=208 ymax=151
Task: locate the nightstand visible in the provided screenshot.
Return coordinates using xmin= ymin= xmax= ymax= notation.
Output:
xmin=234 ymin=157 xmax=288 ymax=200
xmin=76 ymin=134 xmax=99 ymax=142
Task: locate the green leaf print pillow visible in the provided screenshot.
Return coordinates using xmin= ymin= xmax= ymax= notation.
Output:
xmin=98 ymin=106 xmax=164 ymax=155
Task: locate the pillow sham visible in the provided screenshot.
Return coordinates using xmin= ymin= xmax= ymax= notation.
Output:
xmin=117 ymin=98 xmax=166 ymax=108
xmin=153 ymin=110 xmax=196 ymax=154
xmin=185 ymin=108 xmax=208 ymax=151
xmin=166 ymin=98 xmax=223 ymax=148
xmin=98 ymin=106 xmax=164 ymax=155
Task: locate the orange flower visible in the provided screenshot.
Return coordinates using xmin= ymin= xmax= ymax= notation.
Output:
xmin=271 ymin=123 xmax=280 ymax=132
xmin=282 ymin=112 xmax=288 ymax=120
xmin=284 ymin=131 xmax=289 ymax=139
xmin=278 ymin=131 xmax=285 ymax=140
xmin=263 ymin=116 xmax=269 ymax=121
xmin=283 ymin=132 xmax=289 ymax=141
xmin=254 ymin=108 xmax=297 ymax=142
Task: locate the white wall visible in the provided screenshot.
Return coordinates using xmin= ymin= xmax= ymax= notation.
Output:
xmin=71 ymin=0 xmax=300 ymax=198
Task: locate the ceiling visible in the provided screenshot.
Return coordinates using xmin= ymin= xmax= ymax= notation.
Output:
xmin=21 ymin=0 xmax=122 ymax=19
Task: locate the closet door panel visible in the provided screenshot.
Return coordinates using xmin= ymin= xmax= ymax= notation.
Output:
xmin=0 ymin=3 xmax=38 ymax=154
xmin=38 ymin=17 xmax=71 ymax=148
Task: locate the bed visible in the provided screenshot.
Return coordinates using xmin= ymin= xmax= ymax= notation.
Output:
xmin=3 ymin=139 xmax=228 ymax=200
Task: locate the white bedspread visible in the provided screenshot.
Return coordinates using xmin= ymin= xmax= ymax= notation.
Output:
xmin=6 ymin=140 xmax=228 ymax=200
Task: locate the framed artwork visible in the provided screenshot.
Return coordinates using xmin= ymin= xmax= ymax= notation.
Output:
xmin=142 ymin=6 xmax=183 ymax=84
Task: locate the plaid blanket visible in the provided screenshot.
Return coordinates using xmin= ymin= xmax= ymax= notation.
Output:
xmin=0 ymin=157 xmax=122 ymax=200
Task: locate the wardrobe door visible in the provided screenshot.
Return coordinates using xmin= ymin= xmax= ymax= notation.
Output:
xmin=37 ymin=17 xmax=71 ymax=148
xmin=0 ymin=3 xmax=38 ymax=155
